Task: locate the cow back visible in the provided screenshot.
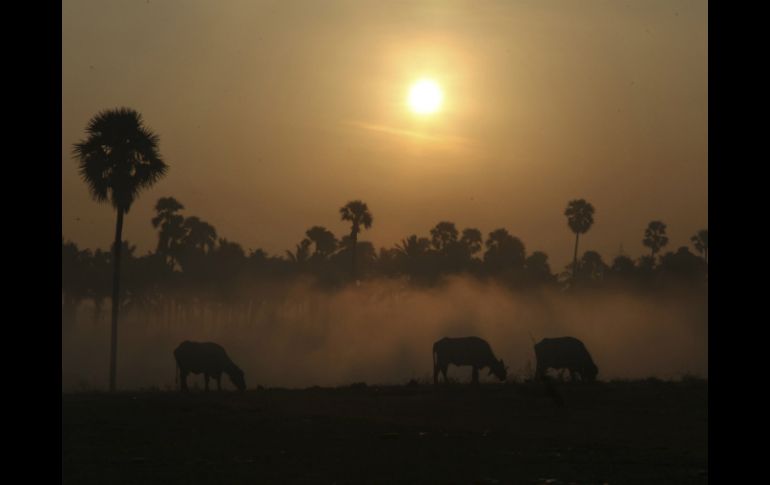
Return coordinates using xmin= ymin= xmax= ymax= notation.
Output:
xmin=434 ymin=336 xmax=497 ymax=366
xmin=174 ymin=341 xmax=234 ymax=374
xmin=534 ymin=337 xmax=594 ymax=368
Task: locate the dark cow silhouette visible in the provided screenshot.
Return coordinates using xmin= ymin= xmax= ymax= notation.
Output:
xmin=433 ymin=336 xmax=507 ymax=385
xmin=174 ymin=341 xmax=246 ymax=392
xmin=534 ymin=337 xmax=598 ymax=382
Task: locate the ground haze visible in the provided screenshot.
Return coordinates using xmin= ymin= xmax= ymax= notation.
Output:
xmin=62 ymin=278 xmax=706 ymax=391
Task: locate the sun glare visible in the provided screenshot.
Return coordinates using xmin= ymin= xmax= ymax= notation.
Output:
xmin=408 ymin=79 xmax=443 ymax=115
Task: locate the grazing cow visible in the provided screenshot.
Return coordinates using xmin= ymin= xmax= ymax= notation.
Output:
xmin=433 ymin=337 xmax=507 ymax=385
xmin=534 ymin=337 xmax=598 ymax=382
xmin=174 ymin=341 xmax=246 ymax=392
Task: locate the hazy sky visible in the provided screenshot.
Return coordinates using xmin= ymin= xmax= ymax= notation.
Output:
xmin=62 ymin=0 xmax=707 ymax=269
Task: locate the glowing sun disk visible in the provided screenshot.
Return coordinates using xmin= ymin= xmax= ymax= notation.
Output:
xmin=408 ymin=79 xmax=443 ymax=115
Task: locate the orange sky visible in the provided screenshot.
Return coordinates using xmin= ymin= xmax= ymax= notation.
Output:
xmin=62 ymin=0 xmax=707 ymax=269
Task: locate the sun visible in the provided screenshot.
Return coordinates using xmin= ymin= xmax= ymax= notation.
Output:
xmin=408 ymin=79 xmax=443 ymax=115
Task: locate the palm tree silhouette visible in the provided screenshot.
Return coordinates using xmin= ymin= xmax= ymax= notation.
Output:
xmin=643 ymin=220 xmax=669 ymax=261
xmin=339 ymin=200 xmax=373 ymax=280
xmin=393 ymin=235 xmax=429 ymax=279
xmin=396 ymin=235 xmax=430 ymax=259
xmin=690 ymin=229 xmax=708 ymax=265
xmin=182 ymin=216 xmax=218 ymax=253
xmin=151 ymin=197 xmax=185 ymax=269
xmin=564 ymin=199 xmax=595 ymax=281
xmin=73 ymin=107 xmax=167 ymax=392
xmin=286 ymin=238 xmax=312 ymax=265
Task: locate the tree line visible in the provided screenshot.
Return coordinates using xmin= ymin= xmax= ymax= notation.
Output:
xmin=63 ymin=194 xmax=708 ymax=326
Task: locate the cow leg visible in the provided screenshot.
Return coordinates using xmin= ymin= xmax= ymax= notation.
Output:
xmin=472 ymin=366 xmax=479 ymax=385
xmin=204 ymin=374 xmax=210 ymax=392
xmin=217 ymin=375 xmax=222 ymax=392
xmin=440 ymin=365 xmax=448 ymax=384
xmin=180 ymin=370 xmax=189 ymax=392
xmin=433 ymin=363 xmax=440 ymax=385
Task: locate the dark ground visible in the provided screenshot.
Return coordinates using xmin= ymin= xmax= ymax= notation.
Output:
xmin=62 ymin=380 xmax=707 ymax=484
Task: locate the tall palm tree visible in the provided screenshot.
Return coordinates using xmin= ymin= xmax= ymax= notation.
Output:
xmin=564 ymin=199 xmax=595 ymax=280
xmin=73 ymin=107 xmax=167 ymax=392
xmin=642 ymin=221 xmax=669 ymax=261
xmin=339 ymin=200 xmax=373 ymax=279
xmin=690 ymin=229 xmax=708 ymax=265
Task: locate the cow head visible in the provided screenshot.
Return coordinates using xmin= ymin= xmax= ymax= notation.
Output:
xmin=227 ymin=366 xmax=246 ymax=392
xmin=488 ymin=358 xmax=508 ymax=382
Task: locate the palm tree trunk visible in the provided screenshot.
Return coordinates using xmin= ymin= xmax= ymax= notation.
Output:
xmin=109 ymin=208 xmax=124 ymax=392
xmin=351 ymin=234 xmax=358 ymax=280
xmin=572 ymin=233 xmax=580 ymax=280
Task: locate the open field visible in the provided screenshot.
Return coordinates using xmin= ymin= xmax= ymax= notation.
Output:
xmin=62 ymin=379 xmax=707 ymax=484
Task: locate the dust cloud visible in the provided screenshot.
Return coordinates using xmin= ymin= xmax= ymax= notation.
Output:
xmin=62 ymin=277 xmax=707 ymax=391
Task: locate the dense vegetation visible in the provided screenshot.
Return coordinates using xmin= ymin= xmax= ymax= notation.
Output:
xmin=62 ymin=196 xmax=707 ymax=330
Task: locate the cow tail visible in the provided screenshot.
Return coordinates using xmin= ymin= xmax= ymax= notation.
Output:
xmin=175 ymin=361 xmax=179 ymax=391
